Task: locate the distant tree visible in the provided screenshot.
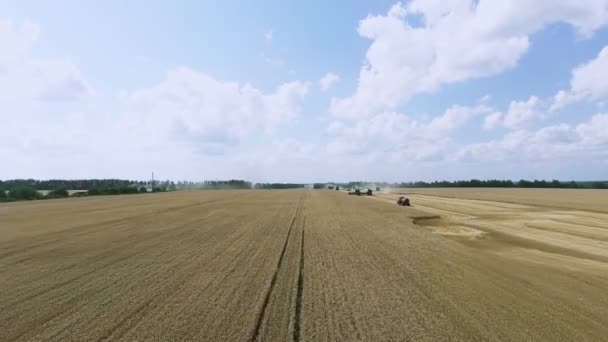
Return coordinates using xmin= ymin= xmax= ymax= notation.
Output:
xmin=8 ymin=186 xmax=40 ymax=200
xmin=139 ymin=187 xmax=148 ymax=193
xmin=0 ymin=189 xmax=6 ymax=201
xmin=106 ymin=188 xmax=120 ymax=195
xmin=0 ymin=179 xmax=144 ymax=190
xmin=48 ymin=189 xmax=69 ymax=198
xmin=168 ymin=182 xmax=177 ymax=191
xmin=198 ymin=180 xmax=252 ymax=190
xmin=340 ymin=179 xmax=593 ymax=189
xmin=518 ymin=179 xmax=532 ymax=188
xmin=118 ymin=187 xmax=138 ymax=194
xmin=592 ymin=182 xmax=608 ymax=189
xmin=255 ymin=183 xmax=306 ymax=189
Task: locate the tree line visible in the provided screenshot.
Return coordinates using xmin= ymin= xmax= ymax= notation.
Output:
xmin=200 ymin=180 xmax=252 ymax=189
xmin=0 ymin=179 xmax=144 ymax=190
xmin=2 ymin=178 xmax=606 ymax=203
xmin=254 ymin=183 xmax=306 ymax=189
xmin=0 ymin=186 xmax=169 ymax=202
xmin=394 ymin=179 xmax=607 ymax=189
xmin=335 ymin=179 xmax=608 ymax=189
xmin=177 ymin=180 xmax=252 ymax=190
xmin=0 ymin=179 xmax=254 ymax=202
xmin=0 ymin=179 xmax=177 ymax=202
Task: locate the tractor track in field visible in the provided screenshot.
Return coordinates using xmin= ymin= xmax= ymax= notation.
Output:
xmin=96 ymin=297 xmax=154 ymax=342
xmin=293 ymin=213 xmax=305 ymax=342
xmin=249 ymin=193 xmax=305 ymax=342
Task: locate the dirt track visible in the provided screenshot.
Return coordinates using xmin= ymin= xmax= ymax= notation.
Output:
xmin=1 ymin=189 xmax=607 ymax=341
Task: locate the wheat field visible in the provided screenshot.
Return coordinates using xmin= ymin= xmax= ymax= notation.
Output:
xmin=1 ymin=189 xmax=607 ymax=341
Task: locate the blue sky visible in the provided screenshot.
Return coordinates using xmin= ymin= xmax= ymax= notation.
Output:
xmin=1 ymin=0 xmax=608 ymax=182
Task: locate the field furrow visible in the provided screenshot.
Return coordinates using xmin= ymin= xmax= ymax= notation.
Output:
xmin=251 ymin=193 xmax=305 ymax=342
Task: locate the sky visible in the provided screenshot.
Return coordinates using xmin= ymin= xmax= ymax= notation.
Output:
xmin=1 ymin=0 xmax=608 ymax=182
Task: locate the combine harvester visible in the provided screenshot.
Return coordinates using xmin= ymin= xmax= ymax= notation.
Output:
xmin=397 ymin=196 xmax=411 ymax=206
xmin=348 ymin=188 xmax=373 ymax=196
xmin=345 ymin=185 xmax=411 ymax=206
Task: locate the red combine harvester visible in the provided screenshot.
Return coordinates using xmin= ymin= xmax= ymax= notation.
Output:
xmin=397 ymin=196 xmax=410 ymax=206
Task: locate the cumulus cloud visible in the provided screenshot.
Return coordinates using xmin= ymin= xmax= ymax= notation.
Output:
xmin=478 ymin=94 xmax=491 ymax=103
xmin=483 ymin=112 xmax=503 ymax=130
xmin=1 ymin=66 xmax=311 ymax=179
xmin=127 ymin=67 xmax=309 ymax=154
xmin=0 ymin=18 xmax=309 ymax=176
xmin=0 ymin=19 xmax=92 ymax=103
xmin=0 ymin=19 xmax=38 ymax=65
xmin=319 ymin=72 xmax=340 ymax=91
xmin=503 ymin=96 xmax=546 ymax=129
xmin=552 ymin=45 xmax=608 ymax=111
xmin=264 ymin=30 xmax=273 ymax=42
xmin=330 ymin=0 xmax=608 ymax=119
xmin=326 ymin=104 xmax=492 ymax=160
xmin=4 ymin=5 xmax=608 ymax=181
xmin=458 ymin=113 xmax=608 ymax=162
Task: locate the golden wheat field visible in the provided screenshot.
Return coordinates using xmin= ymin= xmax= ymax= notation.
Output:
xmin=1 ymin=189 xmax=608 ymax=341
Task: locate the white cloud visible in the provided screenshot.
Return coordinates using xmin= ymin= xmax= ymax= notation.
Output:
xmin=503 ymin=96 xmax=546 ymax=129
xmin=0 ymin=19 xmax=92 ymax=103
xmin=33 ymin=59 xmax=93 ymax=101
xmin=427 ymin=104 xmax=491 ymax=134
xmin=478 ymin=94 xmax=491 ymax=103
xmin=0 ymin=19 xmax=38 ymax=65
xmin=577 ymin=113 xmax=608 ymax=146
xmin=456 ymin=130 xmax=530 ymax=162
xmin=0 ymin=67 xmax=311 ymax=179
xmin=483 ymin=112 xmax=503 ymax=130
xmin=260 ymin=52 xmax=285 ymax=68
xmin=552 ymin=45 xmax=608 ymax=110
xmin=319 ymin=72 xmax=340 ymax=91
xmin=326 ymin=104 xmax=492 ymax=160
xmin=458 ymin=113 xmax=608 ymax=162
xmin=330 ymin=1 xmax=608 ymax=119
xmin=127 ymin=67 xmax=309 ymax=154
xmin=264 ymin=30 xmax=273 ymax=42
xmin=0 ymin=18 xmax=310 ymax=178
xmin=483 ymin=95 xmax=560 ymax=130
xmin=479 ymin=1 xmax=608 ymax=38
